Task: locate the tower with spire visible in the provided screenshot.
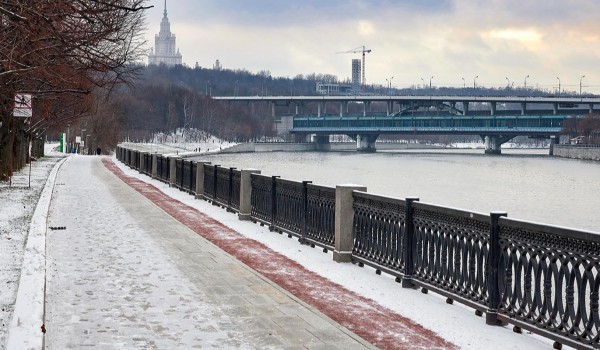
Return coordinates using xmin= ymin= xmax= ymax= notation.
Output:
xmin=148 ymin=0 xmax=182 ymax=66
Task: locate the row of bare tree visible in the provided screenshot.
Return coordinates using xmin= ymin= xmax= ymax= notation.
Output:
xmin=0 ymin=0 xmax=150 ymax=180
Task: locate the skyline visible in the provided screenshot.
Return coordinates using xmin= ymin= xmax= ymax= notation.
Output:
xmin=145 ymin=0 xmax=600 ymax=93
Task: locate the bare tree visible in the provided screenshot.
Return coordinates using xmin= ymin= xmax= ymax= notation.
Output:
xmin=0 ymin=0 xmax=150 ymax=179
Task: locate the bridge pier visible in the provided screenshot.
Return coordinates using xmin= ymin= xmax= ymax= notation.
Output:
xmin=356 ymin=134 xmax=378 ymax=152
xmin=483 ymin=135 xmax=513 ymax=155
xmin=313 ymin=134 xmax=331 ymax=151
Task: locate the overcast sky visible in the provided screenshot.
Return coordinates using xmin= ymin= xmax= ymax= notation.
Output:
xmin=145 ymin=0 xmax=600 ymax=93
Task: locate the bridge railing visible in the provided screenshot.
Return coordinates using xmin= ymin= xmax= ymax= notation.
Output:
xmin=116 ymin=145 xmax=600 ymax=350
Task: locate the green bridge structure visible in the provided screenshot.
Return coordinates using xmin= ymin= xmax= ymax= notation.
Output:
xmin=214 ymin=95 xmax=598 ymax=154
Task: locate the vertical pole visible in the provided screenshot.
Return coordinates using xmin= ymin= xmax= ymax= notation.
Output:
xmin=486 ymin=211 xmax=507 ymax=325
xmin=238 ymin=169 xmax=261 ymax=220
xmin=333 ymin=184 xmax=367 ymax=263
xmin=402 ymin=197 xmax=420 ymax=288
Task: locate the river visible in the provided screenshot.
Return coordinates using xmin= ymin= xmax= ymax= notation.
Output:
xmin=191 ymin=149 xmax=600 ymax=233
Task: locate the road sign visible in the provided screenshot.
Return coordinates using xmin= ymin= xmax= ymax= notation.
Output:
xmin=13 ymin=94 xmax=32 ymax=118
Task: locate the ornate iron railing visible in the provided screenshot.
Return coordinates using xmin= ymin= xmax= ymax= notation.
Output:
xmin=305 ymin=184 xmax=335 ymax=249
xmin=230 ymin=169 xmax=241 ymax=211
xmin=203 ymin=164 xmax=216 ymax=200
xmin=411 ymin=202 xmax=491 ymax=310
xmin=175 ymin=159 xmax=183 ymax=188
xmin=182 ymin=160 xmax=192 ymax=192
xmin=250 ymin=174 xmax=273 ymax=224
xmin=274 ymin=178 xmax=305 ymax=236
xmin=497 ymin=218 xmax=600 ymax=348
xmin=143 ymin=153 xmax=152 ymax=175
xmin=190 ymin=162 xmax=197 ymax=194
xmin=352 ymin=191 xmax=406 ymax=274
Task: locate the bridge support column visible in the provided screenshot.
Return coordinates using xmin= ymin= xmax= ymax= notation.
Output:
xmin=271 ymin=102 xmax=275 ymax=118
xmin=484 ymin=136 xmax=501 ymax=154
xmin=490 ymin=102 xmax=496 ymax=116
xmin=340 ymin=102 xmax=346 ymax=117
xmin=482 ymin=135 xmax=513 ymax=155
xmin=549 ymin=136 xmax=559 ymax=156
xmin=553 ymin=103 xmax=558 ymax=115
xmin=356 ymin=134 xmax=378 ymax=152
xmin=521 ymin=102 xmax=526 ymax=115
xmin=295 ymin=104 xmax=299 ymax=116
xmin=313 ymin=135 xmax=331 ymax=151
xmin=590 ymin=103 xmax=594 ymax=114
xmin=317 ymin=102 xmax=323 ymax=117
xmin=462 ymin=102 xmax=469 ymax=115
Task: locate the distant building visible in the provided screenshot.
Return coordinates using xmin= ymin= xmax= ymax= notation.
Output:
xmin=213 ymin=59 xmax=222 ymax=70
xmin=148 ymin=0 xmax=182 ymax=66
xmin=352 ymin=59 xmax=361 ymax=94
xmin=316 ymin=82 xmax=352 ymax=95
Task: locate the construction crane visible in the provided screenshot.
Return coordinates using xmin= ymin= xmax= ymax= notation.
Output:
xmin=336 ymin=45 xmax=372 ymax=86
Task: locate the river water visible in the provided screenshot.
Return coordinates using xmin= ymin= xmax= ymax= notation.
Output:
xmin=192 ymin=149 xmax=600 ymax=233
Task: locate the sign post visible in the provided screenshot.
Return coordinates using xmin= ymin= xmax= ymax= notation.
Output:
xmin=12 ymin=94 xmax=33 ymax=188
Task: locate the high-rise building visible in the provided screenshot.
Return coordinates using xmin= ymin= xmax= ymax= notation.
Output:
xmin=352 ymin=59 xmax=361 ymax=94
xmin=148 ymin=0 xmax=182 ymax=66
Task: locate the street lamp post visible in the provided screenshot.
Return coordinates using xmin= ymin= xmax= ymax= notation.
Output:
xmin=580 ymin=75 xmax=586 ymax=96
xmin=524 ymin=75 xmax=529 ymax=89
xmin=429 ymin=76 xmax=433 ymax=89
xmin=420 ymin=77 xmax=425 ymax=89
xmin=473 ymin=75 xmax=478 ymax=90
xmin=556 ymin=77 xmax=561 ymax=94
xmin=461 ymin=77 xmax=465 ymax=88
xmin=386 ymin=77 xmax=394 ymax=95
xmin=505 ymin=77 xmax=510 ymax=89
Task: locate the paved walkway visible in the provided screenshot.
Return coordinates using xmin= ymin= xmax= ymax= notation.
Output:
xmin=44 ymin=156 xmax=454 ymax=349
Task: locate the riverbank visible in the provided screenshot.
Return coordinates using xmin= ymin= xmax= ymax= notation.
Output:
xmin=219 ymin=141 xmax=444 ymax=153
xmin=553 ymin=144 xmax=600 ymax=161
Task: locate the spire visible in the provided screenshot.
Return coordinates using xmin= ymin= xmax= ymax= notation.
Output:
xmin=163 ymin=0 xmax=167 ymax=17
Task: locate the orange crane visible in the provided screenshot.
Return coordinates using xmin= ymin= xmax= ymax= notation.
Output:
xmin=336 ymin=45 xmax=372 ymax=87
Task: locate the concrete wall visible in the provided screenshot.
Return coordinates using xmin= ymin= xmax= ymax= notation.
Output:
xmin=553 ymin=145 xmax=600 ymax=161
xmin=220 ymin=141 xmax=444 ymax=154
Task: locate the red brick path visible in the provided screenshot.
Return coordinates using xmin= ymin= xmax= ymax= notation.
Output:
xmin=103 ymin=158 xmax=457 ymax=350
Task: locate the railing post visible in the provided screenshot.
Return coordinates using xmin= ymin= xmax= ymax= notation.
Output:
xmin=333 ymin=184 xmax=367 ymax=263
xmin=194 ymin=161 xmax=210 ymax=199
xmin=487 ymin=211 xmax=507 ymax=325
xmin=402 ymin=197 xmax=420 ymax=288
xmin=238 ymin=169 xmax=261 ymax=220
xmin=169 ymin=156 xmax=179 ymax=187
xmin=269 ymin=176 xmax=279 ymax=231
xmin=300 ymin=181 xmax=312 ymax=244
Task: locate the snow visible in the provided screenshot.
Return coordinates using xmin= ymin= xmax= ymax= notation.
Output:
xmin=0 ymin=143 xmax=64 ymax=350
xmin=111 ymin=157 xmax=568 ymax=350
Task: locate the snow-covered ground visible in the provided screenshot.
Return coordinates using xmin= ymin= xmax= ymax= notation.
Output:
xmin=111 ymin=157 xmax=566 ymax=350
xmin=124 ymin=130 xmax=237 ymax=156
xmin=0 ymin=144 xmax=64 ymax=349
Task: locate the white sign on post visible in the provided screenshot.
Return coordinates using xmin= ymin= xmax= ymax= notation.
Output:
xmin=76 ymin=136 xmax=82 ymax=143
xmin=13 ymin=94 xmax=32 ymax=118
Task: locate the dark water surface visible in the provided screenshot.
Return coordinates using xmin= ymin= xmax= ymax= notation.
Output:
xmin=193 ymin=149 xmax=600 ymax=233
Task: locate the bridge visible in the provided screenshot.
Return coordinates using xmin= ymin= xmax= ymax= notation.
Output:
xmin=214 ymin=95 xmax=595 ymax=153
